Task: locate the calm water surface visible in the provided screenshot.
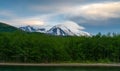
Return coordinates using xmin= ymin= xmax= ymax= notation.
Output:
xmin=0 ymin=66 xmax=120 ymax=71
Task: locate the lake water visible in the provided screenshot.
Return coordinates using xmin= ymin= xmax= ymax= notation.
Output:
xmin=0 ymin=66 xmax=120 ymax=71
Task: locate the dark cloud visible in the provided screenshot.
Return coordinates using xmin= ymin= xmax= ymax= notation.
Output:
xmin=70 ymin=16 xmax=120 ymax=25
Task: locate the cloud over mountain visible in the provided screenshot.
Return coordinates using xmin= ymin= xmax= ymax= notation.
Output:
xmin=0 ymin=0 xmax=120 ymax=34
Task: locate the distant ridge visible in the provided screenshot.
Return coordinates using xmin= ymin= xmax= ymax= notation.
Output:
xmin=0 ymin=22 xmax=21 ymax=32
xmin=20 ymin=21 xmax=91 ymax=36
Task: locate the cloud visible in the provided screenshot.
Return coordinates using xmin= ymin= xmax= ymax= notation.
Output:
xmin=29 ymin=1 xmax=120 ymax=25
xmin=18 ymin=19 xmax=45 ymax=26
xmin=60 ymin=1 xmax=120 ymax=20
xmin=0 ymin=10 xmax=16 ymax=19
xmin=60 ymin=21 xmax=85 ymax=30
xmin=52 ymin=1 xmax=120 ymax=25
xmin=7 ymin=18 xmax=46 ymax=27
xmin=1 ymin=0 xmax=120 ymax=27
xmin=2 ymin=14 xmax=58 ymax=27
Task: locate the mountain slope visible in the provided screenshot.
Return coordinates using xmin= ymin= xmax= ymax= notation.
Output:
xmin=47 ymin=21 xmax=91 ymax=36
xmin=20 ymin=25 xmax=36 ymax=32
xmin=19 ymin=25 xmax=52 ymax=33
xmin=0 ymin=22 xmax=20 ymax=32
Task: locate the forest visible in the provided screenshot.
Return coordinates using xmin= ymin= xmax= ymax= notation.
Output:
xmin=0 ymin=32 xmax=120 ymax=63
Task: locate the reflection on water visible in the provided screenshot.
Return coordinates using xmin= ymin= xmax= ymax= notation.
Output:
xmin=0 ymin=66 xmax=120 ymax=71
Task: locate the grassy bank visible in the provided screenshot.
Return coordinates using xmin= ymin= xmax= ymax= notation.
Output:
xmin=0 ymin=63 xmax=120 ymax=67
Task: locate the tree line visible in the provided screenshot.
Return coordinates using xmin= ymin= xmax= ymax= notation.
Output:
xmin=0 ymin=32 xmax=120 ymax=63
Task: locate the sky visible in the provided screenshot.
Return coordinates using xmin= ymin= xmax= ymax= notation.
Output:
xmin=0 ymin=0 xmax=120 ymax=34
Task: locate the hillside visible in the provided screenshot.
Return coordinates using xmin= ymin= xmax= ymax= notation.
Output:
xmin=0 ymin=22 xmax=20 ymax=32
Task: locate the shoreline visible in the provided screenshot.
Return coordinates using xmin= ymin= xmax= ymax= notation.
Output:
xmin=0 ymin=63 xmax=120 ymax=67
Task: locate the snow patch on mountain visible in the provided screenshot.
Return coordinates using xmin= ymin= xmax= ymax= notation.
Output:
xmin=19 ymin=21 xmax=91 ymax=36
xmin=47 ymin=21 xmax=90 ymax=36
xmin=20 ymin=25 xmax=52 ymax=33
xmin=20 ymin=25 xmax=36 ymax=32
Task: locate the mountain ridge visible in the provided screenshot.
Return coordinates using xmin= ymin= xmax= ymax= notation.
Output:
xmin=0 ymin=22 xmax=21 ymax=32
xmin=20 ymin=22 xmax=91 ymax=36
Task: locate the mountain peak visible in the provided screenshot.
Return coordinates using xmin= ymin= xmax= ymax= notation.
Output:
xmin=47 ymin=21 xmax=91 ymax=36
xmin=20 ymin=25 xmax=36 ymax=32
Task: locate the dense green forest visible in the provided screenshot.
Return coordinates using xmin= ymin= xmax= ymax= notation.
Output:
xmin=0 ymin=32 xmax=120 ymax=63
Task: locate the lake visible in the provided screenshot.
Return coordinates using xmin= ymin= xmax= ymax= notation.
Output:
xmin=0 ymin=65 xmax=120 ymax=71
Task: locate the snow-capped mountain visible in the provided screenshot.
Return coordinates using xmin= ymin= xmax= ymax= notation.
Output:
xmin=47 ymin=21 xmax=90 ymax=36
xmin=19 ymin=21 xmax=91 ymax=36
xmin=19 ymin=25 xmax=52 ymax=33
xmin=20 ymin=25 xmax=36 ymax=32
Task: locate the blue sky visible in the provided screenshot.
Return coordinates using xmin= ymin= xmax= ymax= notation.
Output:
xmin=0 ymin=0 xmax=120 ymax=34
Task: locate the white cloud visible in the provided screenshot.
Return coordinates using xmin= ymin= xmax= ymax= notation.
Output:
xmin=9 ymin=18 xmax=46 ymax=27
xmin=18 ymin=19 xmax=45 ymax=26
xmin=30 ymin=1 xmax=120 ymax=23
xmin=60 ymin=21 xmax=85 ymax=30
xmin=0 ymin=17 xmax=42 ymax=27
xmin=61 ymin=1 xmax=120 ymax=20
xmin=1 ymin=1 xmax=120 ymax=26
